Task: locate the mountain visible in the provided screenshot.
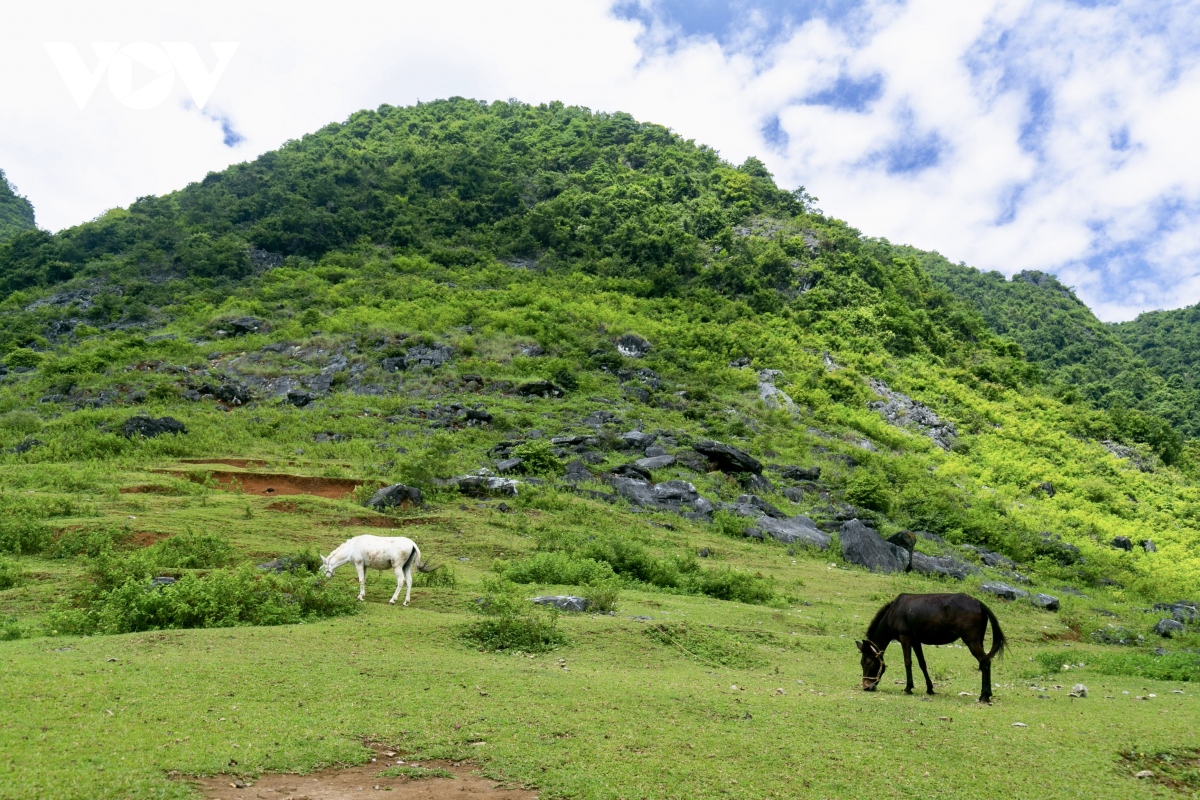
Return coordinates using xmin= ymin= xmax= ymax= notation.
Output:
xmin=1114 ymin=303 xmax=1200 ymax=393
xmin=0 ymin=169 xmax=36 ymax=242
xmin=1 ymin=98 xmax=1197 ymax=601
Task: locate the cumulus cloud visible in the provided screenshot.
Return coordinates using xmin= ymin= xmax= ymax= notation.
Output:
xmin=0 ymin=0 xmax=1196 ymax=319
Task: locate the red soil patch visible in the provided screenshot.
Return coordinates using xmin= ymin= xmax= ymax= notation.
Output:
xmin=190 ymin=746 xmax=536 ymax=800
xmin=129 ymin=530 xmax=167 ymax=547
xmin=162 ymin=470 xmax=365 ymax=499
xmin=266 ymin=500 xmax=302 ymax=512
xmin=120 ymin=485 xmax=176 ymax=494
xmin=179 ymin=458 xmax=269 ymax=469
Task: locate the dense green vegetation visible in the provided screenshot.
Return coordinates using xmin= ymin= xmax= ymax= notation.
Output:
xmin=1 ymin=98 xmax=1199 ymax=799
xmin=1115 ymin=302 xmax=1200 ymax=395
xmin=0 ymin=170 xmax=36 ymax=243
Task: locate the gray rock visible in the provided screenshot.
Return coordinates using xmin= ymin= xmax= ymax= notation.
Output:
xmin=733 ymin=494 xmax=786 ymax=519
xmin=781 ymin=465 xmax=821 ymax=482
xmin=1153 ymin=601 xmax=1198 ymax=623
xmin=257 ymin=556 xmax=313 ymax=574
xmin=620 ymin=430 xmax=657 ymax=450
xmin=404 ymin=344 xmax=453 ymax=369
xmin=122 ymin=416 xmax=186 ymax=439
xmin=759 ymin=516 xmax=830 ymax=549
xmin=286 ymin=389 xmax=315 ymax=407
xmin=636 ymin=454 xmax=676 ymax=470
xmin=453 ymin=473 xmax=519 ymax=497
xmin=611 ymin=476 xmax=656 ymax=507
xmin=674 ymin=450 xmax=709 ymax=473
xmin=616 ymin=333 xmax=652 ymax=358
xmin=1090 ymin=626 xmax=1142 ymax=646
xmin=1030 ymin=593 xmax=1060 ymax=611
xmin=839 ymin=520 xmax=909 ymax=574
xmin=910 ymin=552 xmax=978 ymax=580
xmin=866 ymin=378 xmax=957 ymax=450
xmin=981 ymin=551 xmax=1018 ymax=569
xmin=1110 ymin=536 xmax=1134 ymax=551
xmin=216 ymin=316 xmax=269 ymax=336
xmin=1100 ymin=439 xmax=1155 ymax=472
xmin=531 ymin=595 xmax=590 ymax=612
xmin=1153 ymin=618 xmax=1185 ymax=637
xmin=496 ymin=457 xmax=524 ymax=474
xmin=651 ymin=480 xmax=699 ymax=504
xmin=564 ymin=460 xmax=592 ymax=483
xmin=644 ymin=445 xmax=668 ymax=457
xmin=694 ymin=440 xmax=762 ymax=474
xmin=612 ymin=462 xmax=653 ymax=481
xmin=1036 ymin=481 xmax=1056 ymax=497
xmin=516 ymin=381 xmax=565 ymax=398
xmin=739 ymin=473 xmax=773 ymax=493
xmin=758 ymin=369 xmax=795 ymax=410
xmin=979 ymin=582 xmax=1029 ymax=601
xmin=1143 ymin=539 xmax=1157 ymax=553
xmin=367 ymin=483 xmax=423 ymax=510
xmin=9 ymin=437 xmax=43 ymax=454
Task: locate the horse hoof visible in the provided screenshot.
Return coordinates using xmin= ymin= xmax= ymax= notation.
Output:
xmin=388 ymin=600 xmax=395 ymax=605
xmin=904 ymin=688 xmax=913 ymax=695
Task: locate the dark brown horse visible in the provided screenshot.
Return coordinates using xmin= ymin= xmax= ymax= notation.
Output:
xmin=856 ymin=593 xmax=1006 ymax=702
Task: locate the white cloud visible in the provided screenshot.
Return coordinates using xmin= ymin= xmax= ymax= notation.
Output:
xmin=1 ymin=0 xmax=1198 ymax=320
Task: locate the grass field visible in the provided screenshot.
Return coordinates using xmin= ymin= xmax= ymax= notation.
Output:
xmin=2 ymin=466 xmax=1197 ymax=800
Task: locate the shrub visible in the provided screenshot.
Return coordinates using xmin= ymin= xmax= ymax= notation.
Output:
xmin=692 ymin=567 xmax=775 ymax=605
xmin=510 ymin=439 xmax=564 ymax=476
xmin=845 ymin=469 xmax=893 ymax=514
xmin=586 ymin=581 xmax=620 ymax=613
xmin=147 ymin=532 xmax=234 ymax=569
xmin=0 ymin=617 xmax=22 ymax=641
xmin=49 ymin=553 xmax=358 ymax=635
xmin=0 ymin=556 xmax=23 ymax=590
xmin=1035 ymin=650 xmax=1200 ymax=682
xmin=0 ymin=517 xmax=51 ymax=556
xmin=3 ymin=348 xmax=44 ymax=368
xmin=459 ymin=578 xmax=565 ymax=653
xmin=712 ymin=509 xmax=751 ymax=538
xmin=413 ymin=563 xmax=457 ymax=588
xmin=494 ymin=551 xmax=615 ymax=585
xmin=48 ymin=525 xmax=128 ymax=559
xmin=0 ymin=410 xmax=42 ymax=436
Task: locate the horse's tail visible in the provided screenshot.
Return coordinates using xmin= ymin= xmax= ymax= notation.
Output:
xmin=983 ymin=601 xmax=1007 ymax=659
xmin=405 ymin=543 xmax=441 ymax=573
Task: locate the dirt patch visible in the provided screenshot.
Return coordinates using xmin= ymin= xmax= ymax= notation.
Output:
xmin=129 ymin=530 xmax=168 ymax=547
xmin=179 ymin=458 xmax=270 ymax=469
xmin=161 ymin=470 xmax=366 ymax=500
xmin=189 ymin=750 xmax=537 ymax=800
xmin=266 ymin=500 xmax=302 ymax=512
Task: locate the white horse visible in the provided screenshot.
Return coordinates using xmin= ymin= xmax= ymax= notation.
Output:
xmin=319 ymin=535 xmax=437 ymax=606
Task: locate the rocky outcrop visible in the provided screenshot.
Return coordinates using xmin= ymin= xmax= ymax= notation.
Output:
xmin=758 ymin=369 xmax=795 ymax=410
xmin=839 ymin=520 xmax=909 ymax=574
xmin=693 ymin=440 xmax=762 ymax=475
xmin=910 ymin=552 xmax=978 ymax=580
xmin=367 ymin=484 xmax=423 ymax=510
xmin=531 ymin=595 xmax=590 ymax=612
xmin=867 ymin=379 xmax=956 ymax=450
xmin=122 ymin=416 xmax=186 ymax=438
xmin=616 ymin=333 xmax=652 ymax=358
xmin=451 ymin=472 xmax=519 ymax=497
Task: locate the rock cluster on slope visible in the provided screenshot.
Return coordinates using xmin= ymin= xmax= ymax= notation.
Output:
xmin=866 ymin=378 xmax=957 ymax=450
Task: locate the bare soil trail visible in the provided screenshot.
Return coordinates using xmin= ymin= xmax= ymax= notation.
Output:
xmin=158 ymin=469 xmax=367 ymax=499
xmin=191 ymin=754 xmax=537 ymax=800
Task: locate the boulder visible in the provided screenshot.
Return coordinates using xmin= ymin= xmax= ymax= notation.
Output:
xmin=404 ymin=344 xmax=453 ymax=369
xmin=1036 ymin=481 xmax=1056 ymax=497
xmin=910 ymin=552 xmax=978 ymax=581
xmin=532 ymin=595 xmax=590 ymax=612
xmin=215 ymin=316 xmax=269 ymax=336
xmin=1153 ymin=618 xmax=1185 ymax=637
xmin=636 ymin=454 xmax=676 ymax=471
xmin=1090 ymin=627 xmax=1142 ymax=646
xmin=758 ymin=516 xmax=830 ymax=549
xmin=839 ymin=520 xmax=909 ymax=574
xmin=739 ymin=473 xmax=773 ymax=493
xmin=564 ymin=459 xmax=592 ymax=483
xmin=981 ymin=551 xmax=1018 ymax=569
xmin=496 ymin=457 xmax=524 ymax=474
xmin=1110 ymin=536 xmax=1134 ymax=551
xmin=286 ymin=389 xmax=315 ymax=407
xmin=122 ymin=416 xmax=186 ymax=439
xmin=733 ymin=494 xmax=786 ymax=519
xmin=367 ymin=483 xmax=423 ymax=510
xmin=644 ymin=445 xmax=668 ymax=457
xmin=650 ymin=480 xmax=699 ymax=505
xmin=1153 ymin=601 xmax=1198 ymax=623
xmin=610 ymin=476 xmax=656 ymax=507
xmin=516 ymin=380 xmax=565 ymax=398
xmin=674 ymin=450 xmax=709 ymax=473
xmin=612 ymin=462 xmax=653 ymax=481
xmin=979 ymin=582 xmax=1029 ymax=601
xmin=781 ymin=465 xmax=821 ymax=482
xmin=758 ymin=370 xmax=795 ymax=410
xmin=615 ymin=333 xmax=652 ymax=358
xmin=619 ymin=430 xmax=657 ymax=450
xmin=257 ymin=556 xmax=313 ymax=574
xmin=453 ymin=474 xmax=519 ymax=497
xmin=694 ymin=440 xmax=762 ymax=474
xmin=1142 ymin=539 xmax=1157 ymax=553
xmin=464 ymin=408 xmax=493 ymax=424
xmin=1030 ymin=593 xmax=1059 ymax=612
xmin=887 ymin=531 xmax=917 ymax=554
xmin=866 ymin=378 xmax=957 ymax=450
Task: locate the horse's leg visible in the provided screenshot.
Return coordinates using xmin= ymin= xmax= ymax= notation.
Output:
xmin=913 ymin=643 xmax=934 ymax=695
xmin=355 ymin=560 xmax=367 ymax=602
xmin=966 ymin=639 xmax=992 ymax=702
xmin=402 ymin=559 xmax=413 ymax=606
xmin=900 ymin=638 xmax=915 ymax=694
xmin=389 ymin=563 xmax=403 ymax=605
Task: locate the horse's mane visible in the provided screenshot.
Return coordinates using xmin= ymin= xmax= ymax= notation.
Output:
xmin=865 ymin=601 xmax=893 ymax=643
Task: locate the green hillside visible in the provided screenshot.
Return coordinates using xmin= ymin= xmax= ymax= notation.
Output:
xmin=1 ymin=99 xmax=1198 ymax=799
xmin=0 ymin=169 xmax=36 ymax=242
xmin=1115 ymin=302 xmax=1200 ymax=392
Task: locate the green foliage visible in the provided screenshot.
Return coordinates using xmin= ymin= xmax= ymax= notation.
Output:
xmin=0 ymin=555 xmax=23 ymax=589
xmin=0 ymin=410 xmax=42 ymax=436
xmin=585 ymin=580 xmax=621 ymax=613
xmin=0 ymin=517 xmax=52 ymax=556
xmin=48 ymin=525 xmax=128 ymax=559
xmin=1035 ymin=650 xmax=1200 ymax=682
xmin=379 ymin=766 xmax=455 ymax=779
xmin=146 ymin=531 xmax=234 ymax=569
xmin=50 ymin=552 xmax=358 ymax=635
xmin=413 ymin=563 xmax=457 ymax=588
xmin=494 ymin=551 xmax=616 ymax=585
xmin=459 ymin=578 xmax=565 ymax=653
xmin=844 ymin=468 xmax=893 ymax=514
xmin=0 ymin=616 xmax=23 ymax=641
xmin=4 ymin=348 xmax=44 ymax=368
xmin=0 ymin=169 xmax=35 ymax=243
xmin=510 ymin=439 xmax=564 ymax=476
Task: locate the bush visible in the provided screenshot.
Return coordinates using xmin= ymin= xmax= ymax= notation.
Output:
xmin=413 ymin=563 xmax=457 ymax=588
xmin=49 ymin=552 xmax=359 ymax=635
xmin=1035 ymin=650 xmax=1200 ymax=682
xmin=510 ymin=439 xmax=564 ymax=476
xmin=0 ymin=616 xmax=23 ymax=641
xmin=494 ymin=551 xmax=615 ymax=585
xmin=48 ymin=525 xmax=128 ymax=559
xmin=0 ymin=410 xmax=42 ymax=436
xmin=0 ymin=517 xmax=51 ymax=556
xmin=586 ymin=581 xmax=620 ymax=613
xmin=458 ymin=578 xmax=565 ymax=653
xmin=845 ymin=469 xmax=893 ymax=514
xmin=147 ymin=532 xmax=233 ymax=569
xmin=3 ymin=348 xmax=44 ymax=368
xmin=0 ymin=556 xmax=23 ymax=590
xmin=692 ymin=567 xmax=775 ymax=605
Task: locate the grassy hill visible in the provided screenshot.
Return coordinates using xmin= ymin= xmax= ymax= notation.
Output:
xmin=0 ymin=169 xmax=36 ymax=243
xmin=1 ymin=100 xmax=1198 ymax=799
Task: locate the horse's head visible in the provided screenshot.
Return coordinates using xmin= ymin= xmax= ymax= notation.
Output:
xmin=856 ymin=640 xmax=886 ymax=691
xmin=319 ymin=553 xmax=333 ymax=578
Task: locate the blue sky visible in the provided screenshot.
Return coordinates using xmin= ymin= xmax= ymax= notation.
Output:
xmin=2 ymin=0 xmax=1199 ymax=320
